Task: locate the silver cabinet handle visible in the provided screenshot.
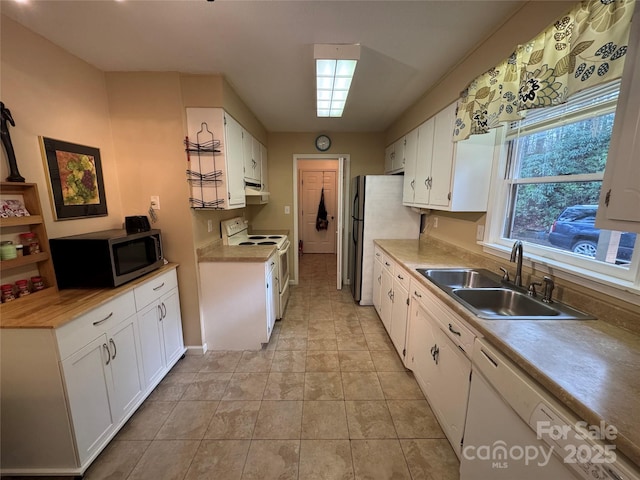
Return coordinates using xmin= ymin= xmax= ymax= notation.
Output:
xmin=397 ymin=274 xmax=404 ymax=280
xmin=410 ymin=179 xmax=415 ymax=190
xmin=109 ymin=338 xmax=117 ymax=359
xmin=161 ymin=302 xmax=167 ymax=319
xmin=158 ymin=305 xmax=163 ymax=321
xmin=103 ymin=343 xmax=111 ymax=365
xmin=385 ymin=262 xmax=391 ymax=267
xmin=153 ymin=282 xmax=165 ymax=291
xmin=377 ymin=275 xmax=381 ymax=284
xmin=448 ymin=323 xmax=461 ymax=336
xmin=414 ymin=291 xmax=422 ymax=298
xmin=93 ymin=312 xmax=113 ymax=326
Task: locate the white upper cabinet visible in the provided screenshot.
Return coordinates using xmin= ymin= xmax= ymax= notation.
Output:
xmin=597 ymin=5 xmax=640 ymax=233
xmin=385 ymin=133 xmax=414 ymax=174
xmin=185 ymin=108 xmax=245 ymax=210
xmin=403 ymin=102 xmax=498 ymax=211
xmin=243 ymin=130 xmax=262 ymax=186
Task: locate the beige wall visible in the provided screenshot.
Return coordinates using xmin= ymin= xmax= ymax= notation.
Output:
xmin=104 ymin=72 xmax=204 ymax=347
xmin=385 ymin=1 xmax=575 ymax=252
xmin=0 ymin=16 xmax=124 ymax=238
xmin=252 ymin=132 xmax=384 ymax=230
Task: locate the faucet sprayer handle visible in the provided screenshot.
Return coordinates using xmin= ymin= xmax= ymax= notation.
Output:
xmin=542 ymin=276 xmax=555 ymax=303
xmin=499 ymin=267 xmax=510 ymax=282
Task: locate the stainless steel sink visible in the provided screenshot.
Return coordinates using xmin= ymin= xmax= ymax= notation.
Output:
xmin=417 ymin=268 xmax=595 ymax=321
xmin=416 ymin=268 xmax=502 ymax=289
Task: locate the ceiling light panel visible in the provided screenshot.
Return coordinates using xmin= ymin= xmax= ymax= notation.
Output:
xmin=314 ymin=44 xmax=360 ymax=118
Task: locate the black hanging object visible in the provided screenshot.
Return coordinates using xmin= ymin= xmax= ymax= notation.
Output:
xmin=0 ymin=102 xmax=25 ymax=182
xmin=316 ymin=188 xmax=329 ymax=231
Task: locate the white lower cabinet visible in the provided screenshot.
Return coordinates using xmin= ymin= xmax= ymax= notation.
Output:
xmin=389 ymin=276 xmax=409 ymax=360
xmin=407 ymin=282 xmax=474 ymax=458
xmin=199 ymin=253 xmax=277 ymax=350
xmin=372 ymin=249 xmax=383 ymax=316
xmin=0 ymin=267 xmax=184 ymax=476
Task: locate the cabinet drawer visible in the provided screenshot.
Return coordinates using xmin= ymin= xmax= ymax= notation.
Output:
xmin=56 ymin=291 xmax=136 ymax=360
xmin=381 ymin=254 xmax=394 ymax=273
xmin=133 ymin=269 xmax=178 ymax=311
xmin=394 ymin=266 xmax=411 ymax=291
xmin=410 ymin=281 xmax=475 ymax=355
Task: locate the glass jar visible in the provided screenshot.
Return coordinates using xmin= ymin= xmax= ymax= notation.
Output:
xmin=19 ymin=232 xmax=40 ymax=255
xmin=0 ymin=241 xmax=17 ymax=260
xmin=15 ymin=244 xmax=24 ymax=257
xmin=31 ymin=276 xmax=45 ymax=292
xmin=1 ymin=284 xmax=16 ymax=302
xmin=15 ymin=279 xmax=31 ymax=297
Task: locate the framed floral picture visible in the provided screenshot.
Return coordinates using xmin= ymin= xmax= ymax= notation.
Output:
xmin=40 ymin=137 xmax=108 ymax=220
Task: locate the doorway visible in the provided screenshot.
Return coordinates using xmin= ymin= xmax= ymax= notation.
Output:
xmin=292 ymin=155 xmax=350 ymax=290
xmin=298 ymin=162 xmax=338 ymax=254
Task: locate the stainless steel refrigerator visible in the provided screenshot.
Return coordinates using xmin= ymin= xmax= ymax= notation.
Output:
xmin=349 ymin=175 xmax=421 ymax=305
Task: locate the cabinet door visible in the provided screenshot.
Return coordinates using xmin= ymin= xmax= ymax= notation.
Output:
xmin=431 ymin=325 xmax=471 ymax=455
xmin=414 ymin=117 xmax=435 ymax=205
xmin=402 ymin=129 xmax=418 ymax=173
xmin=384 ymin=144 xmax=395 ymax=174
xmin=242 ymin=129 xmax=253 ymax=182
xmin=430 ymin=103 xmax=456 ymax=208
xmin=160 ymin=288 xmax=184 ymax=368
xmin=61 ymin=335 xmax=114 ymax=465
xmin=393 ymin=137 xmax=406 ymax=172
xmin=252 ymin=137 xmax=262 ymax=184
xmin=598 ymin=6 xmax=640 ymax=228
xmin=266 ymin=262 xmax=277 ymax=339
xmin=372 ymin=256 xmax=382 ymax=316
xmin=260 ymin=143 xmax=269 ymax=193
xmin=106 ymin=315 xmax=144 ymax=422
xmin=380 ymin=267 xmax=394 ymax=333
xmin=389 ymin=281 xmax=409 ymax=361
xmin=137 ymin=302 xmax=165 ymax=388
xmin=224 ymin=113 xmax=246 ymax=208
xmin=407 ymin=302 xmax=438 ymax=394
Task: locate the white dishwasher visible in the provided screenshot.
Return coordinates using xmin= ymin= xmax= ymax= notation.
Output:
xmin=460 ymin=338 xmax=640 ymax=480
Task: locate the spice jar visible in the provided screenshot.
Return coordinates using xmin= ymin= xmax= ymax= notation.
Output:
xmin=31 ymin=276 xmax=45 ymax=292
xmin=15 ymin=279 xmax=31 ymax=297
xmin=15 ymin=244 xmax=24 ymax=257
xmin=1 ymin=284 xmax=16 ymax=303
xmin=0 ymin=241 xmax=17 ymax=260
xmin=19 ymin=232 xmax=40 ymax=255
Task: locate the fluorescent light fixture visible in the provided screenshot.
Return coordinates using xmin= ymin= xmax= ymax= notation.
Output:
xmin=314 ymin=44 xmax=360 ymax=118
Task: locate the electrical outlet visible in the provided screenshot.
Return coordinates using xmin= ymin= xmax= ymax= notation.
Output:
xmin=476 ymin=224 xmax=485 ymax=241
xmin=433 ymin=216 xmax=438 ymax=228
xmin=207 ymin=220 xmax=213 ymax=233
xmin=150 ymin=195 xmax=160 ymax=210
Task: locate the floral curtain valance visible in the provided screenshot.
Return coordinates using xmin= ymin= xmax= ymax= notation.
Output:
xmin=453 ymin=0 xmax=635 ymax=142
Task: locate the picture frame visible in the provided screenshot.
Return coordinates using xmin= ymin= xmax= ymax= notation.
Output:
xmin=40 ymin=137 xmax=108 ymax=220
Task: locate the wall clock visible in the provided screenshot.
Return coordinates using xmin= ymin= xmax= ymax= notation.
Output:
xmin=315 ymin=134 xmax=331 ymax=152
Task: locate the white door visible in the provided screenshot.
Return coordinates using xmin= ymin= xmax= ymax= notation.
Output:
xmin=61 ymin=335 xmax=114 ymax=465
xmin=300 ymin=169 xmax=337 ymax=254
xmin=137 ymin=302 xmax=166 ymax=388
xmin=390 ymin=281 xmax=409 ymax=360
xmin=380 ymin=267 xmax=394 ymax=333
xmin=160 ymin=289 xmax=184 ymax=368
xmin=372 ymin=255 xmax=382 ymax=316
xmin=106 ymin=314 xmax=144 ymax=423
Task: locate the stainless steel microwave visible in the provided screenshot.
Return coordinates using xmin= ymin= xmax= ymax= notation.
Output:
xmin=50 ymin=229 xmax=164 ymax=288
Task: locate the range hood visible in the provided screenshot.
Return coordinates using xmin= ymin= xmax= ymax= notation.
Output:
xmin=245 ymin=186 xmax=270 ymax=197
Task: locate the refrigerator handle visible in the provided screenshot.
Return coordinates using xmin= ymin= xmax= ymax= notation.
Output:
xmin=352 ymin=191 xmax=359 ymax=220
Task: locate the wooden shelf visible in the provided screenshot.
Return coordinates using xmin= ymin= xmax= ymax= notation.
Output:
xmin=0 ymin=215 xmax=44 ymax=228
xmin=1 ymin=182 xmax=57 ymax=295
xmin=0 ymin=251 xmax=50 ymax=271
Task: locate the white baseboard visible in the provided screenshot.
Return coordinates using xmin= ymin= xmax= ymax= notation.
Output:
xmin=185 ymin=344 xmax=207 ymax=355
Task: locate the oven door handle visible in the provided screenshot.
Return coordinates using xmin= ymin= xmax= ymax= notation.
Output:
xmin=279 ymin=240 xmax=290 ymax=256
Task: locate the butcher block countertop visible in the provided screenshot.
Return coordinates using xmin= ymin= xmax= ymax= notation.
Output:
xmin=375 ymin=238 xmax=640 ymax=468
xmin=0 ymin=263 xmax=179 ymax=329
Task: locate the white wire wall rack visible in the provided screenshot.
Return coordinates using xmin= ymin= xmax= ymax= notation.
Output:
xmin=185 ymin=122 xmax=225 ymax=209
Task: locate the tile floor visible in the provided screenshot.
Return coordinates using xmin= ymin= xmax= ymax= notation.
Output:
xmin=83 ymin=253 xmax=460 ymax=480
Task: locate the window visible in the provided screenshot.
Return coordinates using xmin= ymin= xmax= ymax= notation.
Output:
xmin=488 ymin=81 xmax=639 ymax=285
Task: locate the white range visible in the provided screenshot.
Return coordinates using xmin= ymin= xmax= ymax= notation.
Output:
xmin=221 ymin=217 xmax=290 ymax=319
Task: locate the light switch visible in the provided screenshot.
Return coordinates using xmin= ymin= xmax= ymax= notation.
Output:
xmin=284 ymin=206 xmax=291 ymax=215
xmin=207 ymin=220 xmax=213 ymax=233
xmin=150 ymin=196 xmax=160 ymax=210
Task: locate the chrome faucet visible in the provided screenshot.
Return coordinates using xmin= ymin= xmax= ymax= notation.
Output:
xmin=510 ymin=240 xmax=523 ymax=287
xmin=542 ymin=276 xmax=555 ymax=303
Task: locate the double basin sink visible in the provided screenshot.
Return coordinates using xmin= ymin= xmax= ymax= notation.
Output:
xmin=417 ymin=268 xmax=595 ymax=321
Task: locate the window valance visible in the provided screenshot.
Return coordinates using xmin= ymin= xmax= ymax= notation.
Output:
xmin=453 ymin=0 xmax=635 ymax=141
